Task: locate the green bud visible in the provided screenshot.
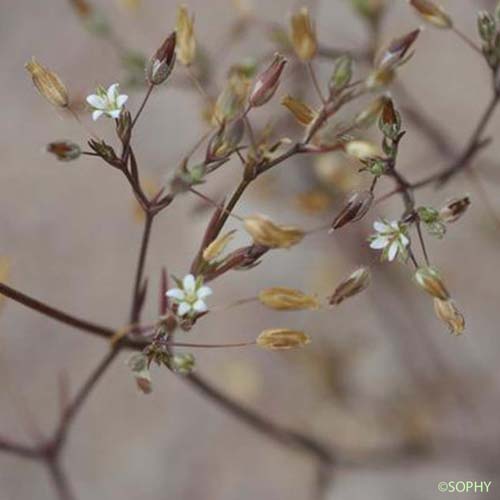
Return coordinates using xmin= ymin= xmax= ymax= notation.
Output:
xmin=478 ymin=11 xmax=497 ymax=43
xmin=329 ymin=55 xmax=353 ymax=93
xmin=369 ymin=159 xmax=386 ymax=177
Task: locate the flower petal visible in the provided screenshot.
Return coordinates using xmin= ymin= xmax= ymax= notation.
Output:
xmin=183 ymin=274 xmax=196 ymax=293
xmin=370 ymin=236 xmax=388 ymax=249
xmin=196 ymin=286 xmax=212 ymax=299
xmin=116 ymin=94 xmax=128 ymax=108
xmin=387 ymin=241 xmax=398 ymax=261
xmin=177 ymin=302 xmax=191 ymax=316
xmin=108 ymin=109 xmax=122 ymax=119
xmin=399 ymin=234 xmax=410 ymax=247
xmin=86 ymin=94 xmax=106 ymax=109
xmin=166 ymin=288 xmax=185 ymax=301
xmin=92 ymin=110 xmax=104 ymax=121
xmin=373 ymin=220 xmax=388 ymax=233
xmin=107 ymin=83 xmax=119 ymax=101
xmin=192 ymin=299 xmax=208 ymax=313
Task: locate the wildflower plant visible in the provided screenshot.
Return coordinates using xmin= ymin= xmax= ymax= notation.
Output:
xmin=2 ymin=0 xmax=500 ymax=498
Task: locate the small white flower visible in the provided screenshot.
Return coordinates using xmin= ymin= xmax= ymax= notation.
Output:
xmin=86 ymin=83 xmax=128 ymax=121
xmin=166 ymin=274 xmax=213 ymax=317
xmin=369 ymin=219 xmax=409 ymax=262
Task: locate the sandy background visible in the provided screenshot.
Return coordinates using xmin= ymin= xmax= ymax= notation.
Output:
xmin=1 ymin=0 xmax=500 ymax=498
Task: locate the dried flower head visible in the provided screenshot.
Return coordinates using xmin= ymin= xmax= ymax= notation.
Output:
xmin=176 ymin=5 xmax=196 ymax=66
xmin=25 ymin=58 xmax=69 ymax=108
xmin=439 ymin=195 xmax=470 ymax=223
xmin=433 ymin=298 xmax=465 ymax=335
xmin=248 ymin=53 xmax=287 ymax=108
xmin=256 ymin=328 xmax=311 ymax=350
xmin=243 ymin=214 xmax=304 ymax=249
xmin=369 ymin=219 xmax=410 ymax=262
xmin=414 ymin=267 xmax=449 ymax=300
xmin=147 ymin=32 xmax=177 ymax=84
xmin=281 ymin=94 xmax=316 ymax=125
xmin=289 ymin=7 xmax=317 ymax=61
xmin=166 ymin=274 xmax=212 ymax=317
xmin=331 ymin=190 xmax=373 ymax=230
xmin=202 ymin=230 xmax=236 ymax=262
xmin=329 ymin=267 xmax=371 ymax=305
xmin=86 ymin=83 xmax=128 ymax=121
xmin=258 ymin=287 xmax=320 ymax=310
xmin=409 ymin=0 xmax=452 ymax=29
xmin=47 ymin=141 xmax=82 ymax=161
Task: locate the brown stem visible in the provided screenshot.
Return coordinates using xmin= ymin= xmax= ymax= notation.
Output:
xmin=46 ymin=459 xmax=76 ymax=500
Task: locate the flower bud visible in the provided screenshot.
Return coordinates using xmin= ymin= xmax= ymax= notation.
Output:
xmin=116 ymin=110 xmax=132 ymax=145
xmin=258 ymin=287 xmax=320 ymax=311
xmin=329 ymin=267 xmax=371 ymax=305
xmin=169 ymin=353 xmax=196 ymax=374
xmin=477 ymin=11 xmax=496 ymax=43
xmin=329 ymin=55 xmax=353 ymax=93
xmin=47 ymin=141 xmax=81 ymax=161
xmin=281 ymin=95 xmax=316 ymax=125
xmin=414 ymin=267 xmax=449 ymax=300
xmin=439 ymin=196 xmax=470 ymax=223
xmin=212 ymin=73 xmax=250 ymax=124
xmin=176 ymin=5 xmax=196 ymax=66
xmin=378 ymin=97 xmax=401 ymax=139
xmin=374 ymin=29 xmax=421 ymax=72
xmin=289 ymin=7 xmax=317 ymax=61
xmin=202 ymin=230 xmax=236 ymax=262
xmin=355 ymin=95 xmax=389 ymax=127
xmin=330 ymin=190 xmax=373 ymax=230
xmin=146 ymin=32 xmax=176 ymax=85
xmin=248 ymin=54 xmax=287 ymax=108
xmin=25 ymin=58 xmax=69 ymax=108
xmin=409 ymin=0 xmax=452 ymax=29
xmin=206 ymin=119 xmax=245 ymax=160
xmin=88 ymin=139 xmax=122 ymax=168
xmin=433 ymin=298 xmax=465 ymax=335
xmin=256 ymin=328 xmax=311 ymax=350
xmin=243 ymin=214 xmax=304 ymax=249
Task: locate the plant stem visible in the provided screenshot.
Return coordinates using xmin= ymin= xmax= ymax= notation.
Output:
xmin=46 ymin=459 xmax=76 ymax=500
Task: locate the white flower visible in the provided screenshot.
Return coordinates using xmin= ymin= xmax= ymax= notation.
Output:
xmin=166 ymin=274 xmax=213 ymax=317
xmin=86 ymin=83 xmax=128 ymax=121
xmin=369 ymin=219 xmax=409 ymax=262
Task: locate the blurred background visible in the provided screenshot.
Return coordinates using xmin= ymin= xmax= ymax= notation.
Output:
xmin=1 ymin=0 xmax=500 ymax=498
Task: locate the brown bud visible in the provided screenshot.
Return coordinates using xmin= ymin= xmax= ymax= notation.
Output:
xmin=330 ymin=190 xmax=373 ymax=230
xmin=289 ymin=7 xmax=317 ymax=61
xmin=256 ymin=328 xmax=311 ymax=350
xmin=146 ymin=32 xmax=177 ymax=85
xmin=47 ymin=141 xmax=81 ymax=161
xmin=258 ymin=287 xmax=320 ymax=311
xmin=433 ymin=298 xmax=465 ymax=336
xmin=414 ymin=267 xmax=449 ymax=300
xmin=329 ymin=267 xmax=371 ymax=305
xmin=375 ymin=29 xmax=421 ymax=71
xmin=439 ymin=196 xmax=470 ymax=223
xmin=409 ymin=0 xmax=452 ymax=29
xmin=248 ymin=54 xmax=287 ymax=108
xmin=243 ymin=214 xmax=304 ymax=249
xmin=25 ymin=58 xmax=69 ymax=108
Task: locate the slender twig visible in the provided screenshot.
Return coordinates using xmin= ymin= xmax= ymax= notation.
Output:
xmin=45 ymin=459 xmax=76 ymax=500
xmin=452 ymin=26 xmax=483 ymax=55
xmin=307 ymin=61 xmax=327 ymax=104
xmin=415 ymin=220 xmax=430 ymax=266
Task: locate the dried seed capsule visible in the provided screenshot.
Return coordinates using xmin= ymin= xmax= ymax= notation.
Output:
xmin=439 ymin=196 xmax=470 ymax=223
xmin=146 ymin=32 xmax=176 ymax=85
xmin=329 ymin=267 xmax=371 ymax=305
xmin=176 ymin=5 xmax=196 ymax=66
xmin=248 ymin=54 xmax=287 ymax=108
xmin=331 ymin=190 xmax=373 ymax=230
xmin=25 ymin=58 xmax=69 ymax=108
xmin=202 ymin=230 xmax=236 ymax=262
xmin=409 ymin=0 xmax=452 ymax=29
xmin=289 ymin=7 xmax=317 ymax=61
xmin=378 ymin=97 xmax=401 ymax=138
xmin=258 ymin=287 xmax=320 ymax=310
xmin=243 ymin=214 xmax=304 ymax=249
xmin=374 ymin=29 xmax=421 ymax=72
xmin=414 ymin=267 xmax=449 ymax=300
xmin=281 ymin=95 xmax=316 ymax=125
xmin=47 ymin=141 xmax=81 ymax=161
xmin=433 ymin=298 xmax=465 ymax=335
xmin=256 ymin=328 xmax=311 ymax=350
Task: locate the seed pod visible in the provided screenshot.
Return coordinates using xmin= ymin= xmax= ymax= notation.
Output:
xmin=289 ymin=7 xmax=317 ymax=61
xmin=212 ymin=74 xmax=250 ymax=124
xmin=329 ymin=55 xmax=353 ymax=93
xmin=248 ymin=53 xmax=287 ymax=108
xmin=116 ymin=110 xmax=132 ymax=145
xmin=47 ymin=141 xmax=81 ymax=161
xmin=146 ymin=32 xmax=177 ymax=85
xmin=433 ymin=298 xmax=465 ymax=335
xmin=202 ymin=230 xmax=236 ymax=262
xmin=378 ymin=97 xmax=401 ymax=138
xmin=409 ymin=0 xmax=452 ymax=29
xmin=329 ymin=267 xmax=371 ymax=305
xmin=414 ymin=267 xmax=449 ymax=300
xmin=243 ymin=214 xmax=304 ymax=249
xmin=25 ymin=58 xmax=69 ymax=108
xmin=374 ymin=29 xmax=421 ymax=72
xmin=206 ymin=119 xmax=245 ymax=160
xmin=281 ymin=95 xmax=316 ymax=125
xmin=439 ymin=196 xmax=470 ymax=223
xmin=256 ymin=328 xmax=311 ymax=350
xmin=176 ymin=5 xmax=196 ymax=66
xmin=331 ymin=190 xmax=373 ymax=230
xmin=258 ymin=287 xmax=320 ymax=310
